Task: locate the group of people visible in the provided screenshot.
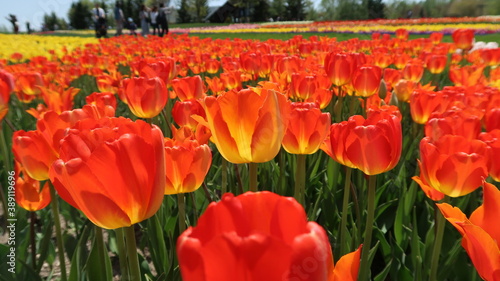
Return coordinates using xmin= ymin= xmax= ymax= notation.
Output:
xmin=139 ymin=3 xmax=170 ymax=37
xmin=92 ymin=1 xmax=170 ymax=38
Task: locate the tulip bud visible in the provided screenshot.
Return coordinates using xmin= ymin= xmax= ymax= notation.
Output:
xmin=378 ymin=79 xmax=387 ymax=100
xmin=390 ymin=91 xmax=399 ymax=107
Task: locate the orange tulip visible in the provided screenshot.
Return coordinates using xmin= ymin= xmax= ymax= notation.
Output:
xmin=429 ymin=32 xmax=443 ymax=45
xmin=220 ymin=70 xmax=242 ymax=91
xmin=15 ymin=163 xmax=51 ymax=212
xmin=15 ymin=71 xmax=44 ymax=96
xmin=425 ymin=109 xmax=481 ymax=142
xmin=478 ymin=129 xmax=500 ymax=182
xmin=164 ymin=136 xmax=212 ymax=194
xmin=177 ymin=191 xmax=362 ymax=281
xmin=85 ymin=92 xmax=117 ymax=118
xmin=410 ymin=89 xmax=450 ymax=124
xmin=240 ymin=51 xmax=262 ymax=78
xmin=324 ymin=52 xmax=357 ymax=87
xmin=96 ymin=72 xmax=122 ymax=94
xmin=452 ymin=29 xmax=475 ymax=50
xmin=172 ymin=99 xmax=206 ymax=130
xmin=205 ymin=59 xmax=220 ymax=74
xmin=437 ymin=182 xmax=500 ymax=281
xmin=276 ymin=56 xmax=302 ymax=82
xmin=393 ymin=52 xmax=411 ymax=70
xmin=395 ymin=28 xmax=409 ymax=40
xmin=202 ymin=88 xmax=289 ymax=163
xmin=0 ymin=70 xmax=13 ymax=121
xmin=418 ymin=135 xmax=490 ymax=197
xmin=49 ymin=117 xmax=165 ymax=229
xmin=40 ymin=86 xmax=80 ymax=114
xmin=372 ymin=49 xmax=393 ymax=68
xmin=205 ymin=76 xmax=225 ymax=96
xmin=171 ymin=76 xmax=205 ymax=102
xmin=121 ymin=76 xmax=168 ymax=118
xmin=282 ymin=102 xmax=331 ymax=155
xmin=393 ymin=79 xmax=416 ymax=103
xmin=449 ymin=65 xmax=485 ymax=87
xmin=351 ymin=65 xmax=382 ymax=97
xmin=402 ymin=59 xmax=424 ymax=82
xmin=481 ymin=48 xmax=500 ymax=66
xmin=425 ymin=54 xmax=447 ymax=74
xmin=289 ymin=72 xmax=319 ymax=101
xmin=322 ymin=109 xmax=401 ymax=175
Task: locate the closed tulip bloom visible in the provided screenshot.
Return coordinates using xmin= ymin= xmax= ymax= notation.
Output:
xmin=203 ymin=88 xmax=289 ymax=163
xmin=452 ymin=29 xmax=475 ymax=50
xmin=282 ymin=102 xmax=331 ymax=155
xmin=478 ymin=130 xmax=500 ymax=182
xmin=410 ymin=89 xmax=450 ymax=124
xmin=0 ymin=69 xmax=13 ymax=120
xmin=393 ymin=79 xmax=416 ymax=103
xmin=164 ymin=137 xmax=212 ymax=194
xmin=481 ymin=48 xmax=500 ymax=66
xmin=485 ymin=107 xmax=500 ymax=131
xmin=425 ymin=54 xmax=447 ymax=74
xmin=171 ymin=75 xmax=206 ymax=101
xmin=395 ymin=28 xmax=409 ymax=40
xmin=289 ymin=73 xmax=319 ymax=101
xmin=240 ymin=52 xmax=262 ymax=78
xmin=172 ymin=99 xmax=206 ymax=130
xmin=437 ymin=182 xmax=500 ymax=281
xmin=351 ymin=65 xmax=382 ymax=97
xmin=425 ymin=109 xmax=481 ymax=142
xmin=324 ymin=52 xmax=356 ymax=87
xmin=220 ymin=70 xmax=242 ymax=91
xmin=122 ymin=76 xmax=168 ymax=118
xmin=49 ymin=117 xmax=165 ymax=229
xmin=419 ymin=135 xmax=490 ymax=197
xmin=15 ymin=165 xmax=51 ymax=212
xmin=12 ymin=130 xmax=58 ymax=181
xmin=402 ymin=59 xmax=424 ymax=82
xmin=322 ymin=110 xmax=401 ymax=175
xmin=177 ymin=191 xmax=362 ymax=281
xmin=430 ymin=32 xmax=444 ymax=45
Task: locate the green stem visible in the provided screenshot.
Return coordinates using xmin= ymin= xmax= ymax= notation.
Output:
xmin=177 ymin=193 xmax=186 ymax=233
xmin=115 ymin=228 xmax=130 ymax=281
xmin=429 ymin=196 xmax=449 ymax=281
xmin=95 ymin=226 xmax=110 ymax=278
xmin=48 ymin=183 xmax=68 ymax=281
xmin=221 ymin=158 xmax=227 ymax=195
xmin=294 ymin=154 xmax=306 ymax=205
xmin=124 ymin=225 xmax=141 ymax=281
xmin=358 ymin=174 xmax=377 ymax=281
xmin=339 ymin=167 xmax=353 ymax=256
xmin=334 ymin=86 xmax=344 ymax=122
xmin=249 ymin=162 xmax=258 ymax=192
xmin=30 ymin=212 xmax=37 ymax=270
xmin=278 ymin=149 xmax=286 ymax=195
xmin=0 ymin=123 xmax=11 ymax=223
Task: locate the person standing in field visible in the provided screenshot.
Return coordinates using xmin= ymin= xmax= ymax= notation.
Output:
xmin=150 ymin=6 xmax=159 ymax=36
xmin=158 ymin=3 xmax=170 ymax=37
xmin=114 ymin=1 xmax=125 ymax=36
xmin=92 ymin=3 xmax=107 ymax=38
xmin=139 ymin=4 xmax=150 ymax=36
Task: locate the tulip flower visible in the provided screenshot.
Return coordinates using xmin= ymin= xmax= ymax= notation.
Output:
xmin=0 ymin=70 xmax=13 ymax=121
xmin=481 ymin=48 xmax=500 ymax=66
xmin=289 ymin=72 xmax=319 ymax=101
xmin=171 ymin=75 xmax=206 ymax=101
xmin=418 ymin=135 xmax=490 ymax=197
xmin=410 ymin=89 xmax=450 ymax=124
xmin=164 ymin=136 xmax=212 ymax=195
xmin=121 ymin=76 xmax=168 ymax=118
xmin=177 ymin=191 xmax=362 ymax=281
xmin=425 ymin=54 xmax=447 ymax=74
xmin=430 ymin=32 xmax=444 ymax=45
xmin=452 ymin=29 xmax=475 ymax=50
xmin=324 ymin=52 xmax=357 ymax=87
xmin=15 ymin=165 xmax=51 ymax=212
xmin=15 ymin=71 xmax=44 ymax=96
xmin=402 ymin=59 xmax=424 ymax=82
xmin=425 ymin=109 xmax=481 ymax=142
xmin=437 ymin=182 xmax=500 ymax=281
xmin=322 ymin=109 xmax=401 ymax=175
xmin=172 ymin=99 xmax=206 ymax=130
xmin=202 ymin=88 xmax=289 ymax=163
xmin=395 ymin=28 xmax=409 ymax=40
xmin=40 ymin=86 xmax=80 ymax=114
xmin=478 ymin=129 xmax=500 ymax=182
xmin=220 ymin=70 xmax=242 ymax=91
xmin=351 ymin=65 xmax=382 ymax=98
xmin=282 ymin=102 xmax=330 ymax=155
xmin=449 ymin=65 xmax=485 ymax=87
xmin=49 ymin=117 xmax=166 ymax=229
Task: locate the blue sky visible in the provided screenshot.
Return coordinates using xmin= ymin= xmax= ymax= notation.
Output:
xmin=1 ymin=0 xmax=321 ymax=32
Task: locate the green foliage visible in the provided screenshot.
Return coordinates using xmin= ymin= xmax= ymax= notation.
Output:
xmin=447 ymin=0 xmax=486 ymax=17
xmin=368 ymin=0 xmax=385 ymax=19
xmin=335 ymin=0 xmax=367 ymax=20
xmin=269 ymin=0 xmax=286 ymax=20
xmin=42 ymin=12 xmax=68 ymax=31
xmin=177 ymin=0 xmax=192 ymax=23
xmin=68 ymin=1 xmax=92 ymax=30
xmin=194 ymin=0 xmax=209 ymax=22
xmin=286 ymin=0 xmax=306 ymax=20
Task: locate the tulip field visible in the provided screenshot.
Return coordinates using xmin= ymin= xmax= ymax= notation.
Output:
xmin=1 ymin=17 xmax=500 ymax=281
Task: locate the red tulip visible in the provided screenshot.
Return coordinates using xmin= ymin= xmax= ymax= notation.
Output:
xmin=282 ymin=102 xmax=331 ymax=155
xmin=437 ymin=182 xmax=500 ymax=281
xmin=121 ymin=76 xmax=168 ymax=118
xmin=15 ymin=162 xmax=51 ymax=212
xmin=418 ymin=135 xmax=490 ymax=197
xmin=172 ymin=99 xmax=206 ymax=130
xmin=49 ymin=117 xmax=165 ymax=229
xmin=425 ymin=109 xmax=481 ymax=142
xmin=410 ymin=89 xmax=450 ymax=124
xmin=452 ymin=29 xmax=475 ymax=50
xmin=171 ymin=75 xmax=206 ymax=101
xmin=351 ymin=65 xmax=382 ymax=98
xmin=177 ymin=191 xmax=362 ymax=281
xmin=425 ymin=55 xmax=447 ymax=74
xmin=324 ymin=52 xmax=357 ymax=87
xmin=478 ymin=129 xmax=500 ymax=182
xmin=402 ymin=59 xmax=424 ymax=82
xmin=322 ymin=110 xmax=401 ymax=175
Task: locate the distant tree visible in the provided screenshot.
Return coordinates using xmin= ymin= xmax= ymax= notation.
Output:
xmin=178 ymin=0 xmax=192 ymax=23
xmin=286 ymin=0 xmax=306 ymax=20
xmin=43 ymin=11 xmax=68 ymax=30
xmin=69 ymin=1 xmax=92 ymax=29
xmin=335 ymin=0 xmax=365 ymax=20
xmin=269 ymin=0 xmax=286 ymax=21
xmin=194 ymin=0 xmax=208 ymax=22
xmin=253 ymin=0 xmax=271 ymax=22
xmin=318 ymin=0 xmax=336 ymax=20
xmin=368 ymin=0 xmax=385 ymax=19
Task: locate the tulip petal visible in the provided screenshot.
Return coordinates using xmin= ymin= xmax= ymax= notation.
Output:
xmin=470 ymin=182 xmax=500 ymax=244
xmin=331 ymin=245 xmax=362 ymax=281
